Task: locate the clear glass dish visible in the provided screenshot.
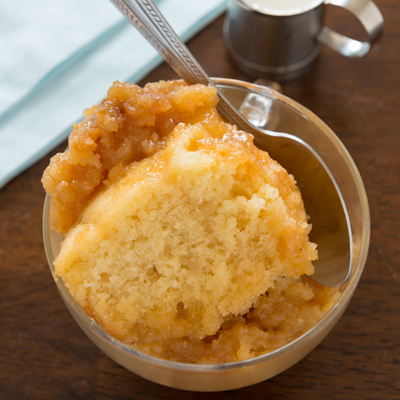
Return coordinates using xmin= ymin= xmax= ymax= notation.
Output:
xmin=43 ymin=78 xmax=370 ymax=392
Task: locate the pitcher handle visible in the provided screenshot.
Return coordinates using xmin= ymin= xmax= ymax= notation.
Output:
xmin=317 ymin=0 xmax=384 ymax=57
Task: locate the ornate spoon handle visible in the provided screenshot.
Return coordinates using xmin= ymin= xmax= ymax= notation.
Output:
xmin=110 ymin=0 xmax=260 ymax=135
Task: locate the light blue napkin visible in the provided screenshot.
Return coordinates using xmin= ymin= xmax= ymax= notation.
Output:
xmin=0 ymin=0 xmax=226 ymax=189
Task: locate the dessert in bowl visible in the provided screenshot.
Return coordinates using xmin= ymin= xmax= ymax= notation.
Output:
xmin=43 ymin=78 xmax=369 ymax=391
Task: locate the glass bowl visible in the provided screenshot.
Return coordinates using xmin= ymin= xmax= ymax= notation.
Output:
xmin=43 ymin=78 xmax=370 ymax=392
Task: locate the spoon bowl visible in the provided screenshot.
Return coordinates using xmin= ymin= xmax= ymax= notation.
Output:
xmin=217 ymin=79 xmax=353 ymax=286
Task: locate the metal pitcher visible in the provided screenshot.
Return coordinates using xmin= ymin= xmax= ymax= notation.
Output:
xmin=224 ymin=0 xmax=384 ymax=81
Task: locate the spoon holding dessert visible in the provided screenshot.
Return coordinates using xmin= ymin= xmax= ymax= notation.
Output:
xmin=109 ymin=0 xmax=353 ymax=287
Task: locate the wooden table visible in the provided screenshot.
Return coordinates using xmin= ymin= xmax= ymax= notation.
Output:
xmin=1 ymin=1 xmax=399 ymax=398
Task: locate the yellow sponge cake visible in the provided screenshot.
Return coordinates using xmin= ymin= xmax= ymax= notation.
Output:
xmin=42 ymin=81 xmax=337 ymax=363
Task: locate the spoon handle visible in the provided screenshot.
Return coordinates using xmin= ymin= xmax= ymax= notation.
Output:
xmin=110 ymin=0 xmax=258 ymax=135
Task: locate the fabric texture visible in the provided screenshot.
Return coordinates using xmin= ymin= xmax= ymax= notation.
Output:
xmin=0 ymin=0 xmax=226 ymax=188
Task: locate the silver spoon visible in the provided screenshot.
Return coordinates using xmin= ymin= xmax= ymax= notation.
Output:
xmin=110 ymin=0 xmax=353 ymax=287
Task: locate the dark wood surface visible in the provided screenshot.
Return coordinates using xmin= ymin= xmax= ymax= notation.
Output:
xmin=1 ymin=1 xmax=399 ymax=398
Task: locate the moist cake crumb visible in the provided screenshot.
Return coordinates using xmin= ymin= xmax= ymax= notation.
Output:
xmin=42 ymin=80 xmax=338 ymax=363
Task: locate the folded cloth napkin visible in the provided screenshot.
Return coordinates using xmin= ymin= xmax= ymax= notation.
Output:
xmin=0 ymin=0 xmax=226 ymax=189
